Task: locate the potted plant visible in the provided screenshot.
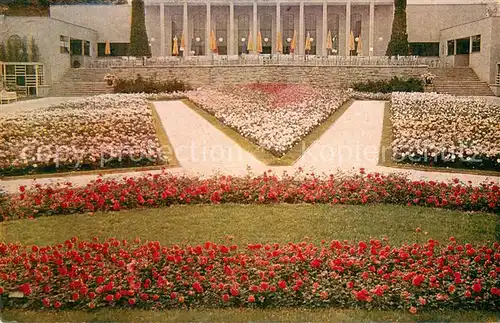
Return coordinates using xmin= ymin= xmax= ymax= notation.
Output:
xmin=421 ymin=72 xmax=436 ymax=85
xmin=104 ymin=74 xmax=116 ymax=86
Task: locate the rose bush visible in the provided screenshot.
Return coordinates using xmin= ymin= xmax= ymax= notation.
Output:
xmin=0 ymin=95 xmax=165 ymax=176
xmin=391 ymin=92 xmax=500 ymax=170
xmin=1 ymin=170 xmax=498 ymax=221
xmin=186 ymin=84 xmax=351 ymax=156
xmin=0 ymin=237 xmax=499 ymax=312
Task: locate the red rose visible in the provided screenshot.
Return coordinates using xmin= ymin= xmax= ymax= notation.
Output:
xmin=42 ymin=298 xmax=50 ymax=307
xmin=473 ymin=283 xmax=482 ymax=293
xmin=72 ymin=293 xmax=79 ymax=301
xmin=465 ymin=290 xmax=472 ymax=298
xmin=222 ymin=294 xmax=230 ymax=302
xmin=105 ymin=294 xmax=114 ymax=302
xmin=128 ymin=298 xmax=136 ymax=305
xmin=152 ymin=294 xmax=160 ymax=301
xmin=409 ymin=306 xmax=417 ymax=314
xmin=448 ymin=285 xmax=456 ymax=294
xmin=278 ymin=281 xmax=287 ymax=289
xmin=248 ymin=295 xmax=255 ymax=303
xmin=88 ymin=302 xmax=96 ymax=309
xmin=88 ymin=292 xmax=96 ymax=299
xmin=347 ymin=281 xmax=354 ymax=289
xmin=54 ymin=301 xmax=62 ymax=309
xmin=260 ymin=282 xmax=269 ymax=291
xmin=412 ymin=275 xmax=425 ymax=287
xmin=230 ymin=287 xmax=239 ymax=296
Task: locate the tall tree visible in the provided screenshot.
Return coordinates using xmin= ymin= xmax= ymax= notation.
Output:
xmin=386 ymin=0 xmax=409 ymax=56
xmin=129 ymin=0 xmax=151 ymax=57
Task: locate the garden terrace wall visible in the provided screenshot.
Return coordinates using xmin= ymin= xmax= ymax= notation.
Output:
xmin=110 ymin=66 xmax=429 ymax=88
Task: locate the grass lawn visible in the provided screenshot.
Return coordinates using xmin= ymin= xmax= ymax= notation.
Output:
xmin=1 ymin=204 xmax=498 ymax=322
xmin=1 ymin=204 xmax=497 ymax=246
xmin=183 ymin=99 xmax=354 ymax=166
xmin=2 ymin=308 xmax=498 ymax=323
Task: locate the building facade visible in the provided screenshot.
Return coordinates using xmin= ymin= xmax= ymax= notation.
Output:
xmin=1 ymin=0 xmax=499 ymax=91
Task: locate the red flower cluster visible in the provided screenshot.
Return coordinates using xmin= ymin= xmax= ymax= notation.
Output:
xmin=0 ymin=237 xmax=499 ymax=311
xmin=1 ymin=170 xmax=498 ymax=221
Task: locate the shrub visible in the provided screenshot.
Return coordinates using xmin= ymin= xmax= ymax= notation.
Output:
xmin=352 ymin=77 xmax=423 ymax=94
xmin=113 ymin=74 xmax=191 ymax=94
xmin=0 ymin=237 xmax=499 ymax=311
xmin=1 ymin=170 xmax=498 ymax=221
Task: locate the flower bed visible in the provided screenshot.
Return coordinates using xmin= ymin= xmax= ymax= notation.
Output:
xmin=1 ymin=170 xmax=498 ymax=221
xmin=186 ymin=84 xmax=351 ymax=156
xmin=390 ymin=93 xmax=500 ymax=171
xmin=0 ymin=237 xmax=498 ymax=311
xmin=0 ymin=95 xmax=165 ymax=176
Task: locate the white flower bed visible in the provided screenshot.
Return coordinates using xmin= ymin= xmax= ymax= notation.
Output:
xmin=186 ymin=84 xmax=351 ymax=156
xmin=391 ymin=92 xmax=500 ymax=168
xmin=0 ymin=94 xmax=164 ymax=175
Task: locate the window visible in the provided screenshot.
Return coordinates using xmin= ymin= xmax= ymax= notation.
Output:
xmin=447 ymin=40 xmax=455 ymax=56
xmin=172 ymin=14 xmax=182 ymax=55
xmin=282 ymin=14 xmax=294 ymax=54
xmin=456 ymin=38 xmax=470 ymax=55
xmin=70 ymin=39 xmax=83 ymax=55
xmin=84 ymin=41 xmax=91 ymax=56
xmin=471 ymin=35 xmax=480 ymax=52
xmin=238 ymin=14 xmax=249 ymax=55
xmin=305 ymin=14 xmax=316 ymax=55
xmin=192 ymin=13 xmax=205 ymax=56
xmin=496 ymin=64 xmax=500 ymax=85
xmin=260 ymin=14 xmax=272 ymax=54
xmin=60 ymin=35 xmax=69 ymax=54
xmin=351 ymin=13 xmax=362 ymax=38
xmin=327 ymin=14 xmax=339 ymax=55
xmin=97 ymin=43 xmax=129 ymax=56
xmin=351 ymin=13 xmax=362 ymax=55
xmin=216 ymin=15 xmax=228 ymax=55
xmin=409 ymin=43 xmax=439 ymax=56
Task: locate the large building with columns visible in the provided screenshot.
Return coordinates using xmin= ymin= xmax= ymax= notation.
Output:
xmin=1 ymin=0 xmax=499 ymax=88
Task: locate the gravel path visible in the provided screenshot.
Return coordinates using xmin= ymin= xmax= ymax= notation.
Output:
xmin=1 ymin=99 xmax=497 ymax=193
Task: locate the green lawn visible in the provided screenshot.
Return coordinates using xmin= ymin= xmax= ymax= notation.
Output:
xmin=1 ymin=204 xmax=498 ymax=322
xmin=1 ymin=204 xmax=497 ymax=246
xmin=2 ymin=308 xmax=498 ymax=323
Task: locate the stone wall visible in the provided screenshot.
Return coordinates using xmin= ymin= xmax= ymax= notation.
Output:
xmin=110 ymin=65 xmax=429 ymax=88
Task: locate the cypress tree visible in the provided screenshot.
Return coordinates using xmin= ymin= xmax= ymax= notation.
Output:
xmin=0 ymin=43 xmax=6 ymax=62
xmin=386 ymin=0 xmax=409 ymax=56
xmin=129 ymin=0 xmax=151 ymax=57
xmin=30 ymin=37 xmax=40 ymax=62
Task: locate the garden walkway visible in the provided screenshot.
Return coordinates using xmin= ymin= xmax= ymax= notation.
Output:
xmin=0 ymin=100 xmax=498 ymax=193
xmin=0 ymin=97 xmax=82 ymax=114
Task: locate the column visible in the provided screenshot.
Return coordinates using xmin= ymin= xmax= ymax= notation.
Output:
xmin=166 ymin=6 xmax=172 ymax=56
xmin=276 ymin=2 xmax=280 ymax=54
xmin=299 ymin=1 xmax=304 ymax=55
xmin=253 ymin=1 xmax=257 ymax=54
xmin=206 ymin=2 xmax=211 ymax=55
xmin=345 ymin=0 xmax=351 ymax=56
xmin=369 ymin=0 xmax=374 ymax=56
xmin=322 ymin=1 xmax=327 ymax=56
xmin=229 ymin=3 xmax=235 ymax=55
xmin=183 ymin=2 xmax=189 ymax=56
xmin=160 ymin=3 xmax=165 ymax=57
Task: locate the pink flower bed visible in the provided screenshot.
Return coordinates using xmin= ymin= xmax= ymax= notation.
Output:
xmin=186 ymin=84 xmax=351 ymax=155
xmin=0 ymin=237 xmax=499 ymax=311
xmin=0 ymin=170 xmax=498 ymax=221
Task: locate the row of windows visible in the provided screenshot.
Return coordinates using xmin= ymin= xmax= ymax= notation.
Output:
xmin=447 ymin=35 xmax=481 ymax=56
xmin=60 ymin=36 xmax=91 ymax=56
xmin=172 ymin=13 xmax=359 ymax=55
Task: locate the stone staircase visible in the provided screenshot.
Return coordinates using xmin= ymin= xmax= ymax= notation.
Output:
xmin=49 ymin=68 xmax=114 ymax=97
xmin=430 ymin=68 xmax=495 ymax=96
